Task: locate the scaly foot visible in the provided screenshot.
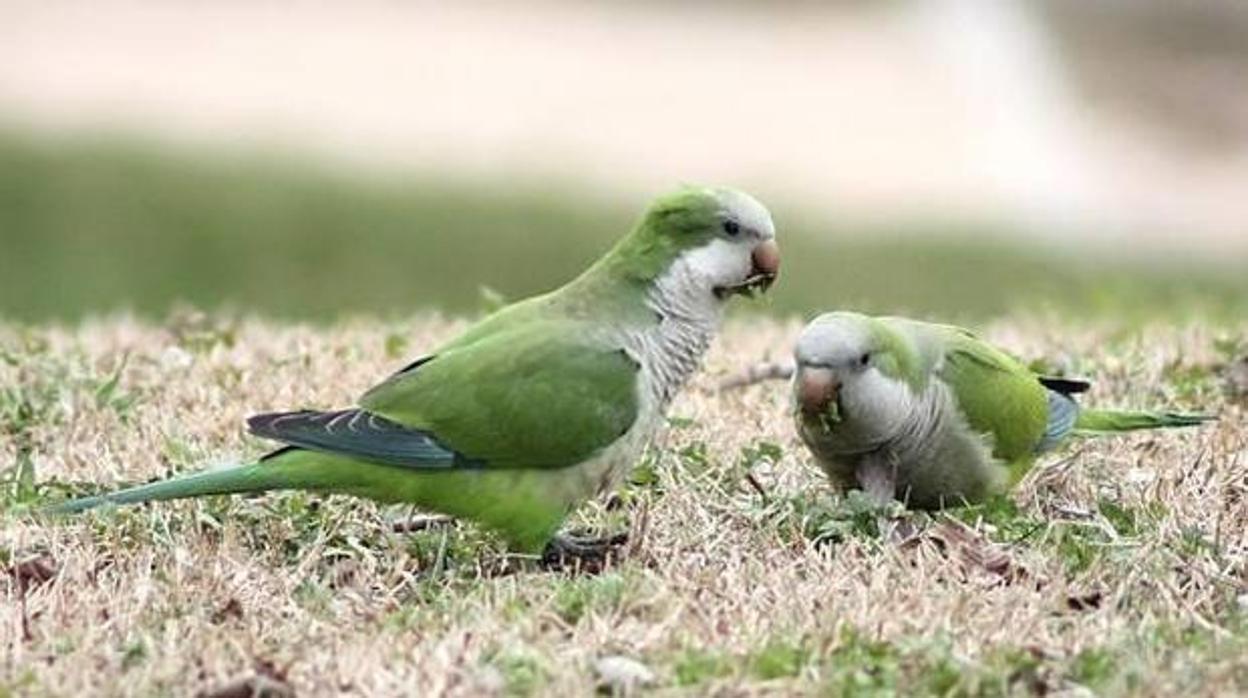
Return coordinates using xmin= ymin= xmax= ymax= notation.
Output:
xmin=541 ymin=532 xmax=629 ymax=571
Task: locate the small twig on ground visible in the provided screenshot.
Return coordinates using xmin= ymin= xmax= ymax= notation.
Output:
xmin=392 ymin=515 xmax=455 ymax=533
xmin=718 ymin=360 xmax=795 ymax=391
xmin=9 ymin=555 xmax=58 ymax=643
xmin=744 ymin=472 xmax=769 ymax=501
xmin=198 ymin=659 xmax=293 ymax=698
xmin=199 ymin=675 xmax=293 ymax=698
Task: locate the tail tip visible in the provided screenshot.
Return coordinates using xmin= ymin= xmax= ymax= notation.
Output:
xmin=1164 ymin=412 xmax=1217 ymax=426
xmin=38 ymin=495 xmax=109 ymax=516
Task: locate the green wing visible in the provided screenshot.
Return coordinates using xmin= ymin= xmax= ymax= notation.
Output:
xmin=359 ymin=320 xmax=640 ymax=469
xmin=935 ymin=327 xmax=1049 ymax=464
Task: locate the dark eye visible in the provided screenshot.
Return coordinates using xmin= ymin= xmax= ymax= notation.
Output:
xmin=721 ymin=219 xmax=741 ymax=237
xmin=859 ymin=353 xmax=871 ymax=367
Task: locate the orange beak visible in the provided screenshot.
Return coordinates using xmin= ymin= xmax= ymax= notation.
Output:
xmin=752 ymin=239 xmax=781 ymax=284
xmin=798 ymin=366 xmax=839 ymax=416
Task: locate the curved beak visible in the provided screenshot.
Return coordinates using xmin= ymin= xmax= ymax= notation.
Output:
xmin=713 ymin=239 xmax=781 ymax=299
xmin=797 ymin=366 xmax=839 ymax=417
xmin=752 ymin=239 xmax=781 ymax=287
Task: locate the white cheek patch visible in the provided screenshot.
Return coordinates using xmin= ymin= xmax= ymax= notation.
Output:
xmin=681 ymin=238 xmax=752 ymax=287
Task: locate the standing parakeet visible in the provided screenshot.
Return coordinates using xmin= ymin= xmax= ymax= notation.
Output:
xmin=789 ymin=312 xmax=1211 ymax=508
xmin=49 ymin=187 xmax=780 ymax=557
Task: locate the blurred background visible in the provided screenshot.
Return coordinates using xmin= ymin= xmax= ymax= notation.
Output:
xmin=2 ymin=0 xmax=1246 ymax=322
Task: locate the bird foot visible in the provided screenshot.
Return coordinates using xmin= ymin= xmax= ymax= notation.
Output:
xmin=541 ymin=532 xmax=629 ymax=572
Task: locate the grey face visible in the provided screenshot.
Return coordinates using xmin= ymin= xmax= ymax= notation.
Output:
xmin=793 ymin=313 xmax=877 ymax=419
xmin=703 ymin=189 xmax=781 ymax=299
xmin=712 ymin=188 xmax=777 ymax=241
xmin=794 ymin=312 xmax=881 ymax=368
xmin=791 ymin=313 xmax=914 ymax=450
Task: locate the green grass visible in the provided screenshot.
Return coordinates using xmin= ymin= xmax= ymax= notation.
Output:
xmin=2 ymin=129 xmax=1246 ymax=323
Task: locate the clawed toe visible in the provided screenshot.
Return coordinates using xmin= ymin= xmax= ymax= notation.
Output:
xmin=540 ymin=532 xmax=629 ymax=570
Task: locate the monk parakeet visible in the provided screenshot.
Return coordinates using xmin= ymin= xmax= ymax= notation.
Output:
xmin=790 ymin=312 xmax=1211 ymax=508
xmin=49 ymin=187 xmax=780 ymax=557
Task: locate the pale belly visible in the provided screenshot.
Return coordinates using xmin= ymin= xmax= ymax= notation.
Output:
xmin=803 ymin=417 xmax=1009 ymax=509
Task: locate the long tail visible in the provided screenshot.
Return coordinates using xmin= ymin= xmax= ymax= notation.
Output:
xmin=1075 ymin=408 xmax=1214 ymax=433
xmin=45 ymin=450 xmax=335 ymax=515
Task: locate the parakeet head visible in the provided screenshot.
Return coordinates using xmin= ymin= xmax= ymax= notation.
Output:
xmin=792 ymin=312 xmax=919 ymax=450
xmin=610 ymin=186 xmax=780 ymax=300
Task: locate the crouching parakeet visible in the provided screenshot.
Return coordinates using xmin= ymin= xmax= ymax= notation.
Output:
xmin=790 ymin=312 xmax=1212 ymax=508
xmin=49 ymin=187 xmax=780 ymax=557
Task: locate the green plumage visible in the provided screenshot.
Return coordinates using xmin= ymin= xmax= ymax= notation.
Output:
xmin=794 ymin=312 xmax=1214 ymax=507
xmin=1074 ymin=409 xmax=1212 ymax=433
xmin=51 ymin=452 xmax=586 ymax=551
xmin=934 ymin=326 xmax=1050 ymax=465
xmin=362 ymin=322 xmax=640 ymax=469
xmin=47 ymin=186 xmax=778 ymax=552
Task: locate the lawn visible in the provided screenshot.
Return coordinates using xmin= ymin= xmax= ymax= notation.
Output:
xmin=2 ymin=314 xmax=1245 ymax=696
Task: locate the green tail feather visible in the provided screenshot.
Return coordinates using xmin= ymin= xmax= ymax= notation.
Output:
xmin=45 ymin=451 xmax=336 ymax=514
xmin=1075 ymin=409 xmax=1214 ymax=433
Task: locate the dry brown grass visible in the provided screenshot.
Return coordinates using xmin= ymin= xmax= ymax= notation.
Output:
xmin=2 ymin=313 xmax=1246 ymax=696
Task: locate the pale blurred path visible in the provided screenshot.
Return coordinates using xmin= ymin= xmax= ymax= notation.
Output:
xmin=2 ymin=1 xmax=1245 ymax=253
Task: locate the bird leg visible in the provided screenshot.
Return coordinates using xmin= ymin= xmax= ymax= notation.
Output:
xmin=541 ymin=531 xmax=629 ymax=570
xmin=855 ymin=456 xmax=898 ymax=506
xmin=856 ymin=455 xmax=913 ymax=539
xmin=718 ymin=360 xmax=796 ymax=391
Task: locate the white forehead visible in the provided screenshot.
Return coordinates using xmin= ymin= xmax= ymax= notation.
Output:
xmin=712 ymin=188 xmax=775 ymax=239
xmin=795 ymin=312 xmax=874 ymax=363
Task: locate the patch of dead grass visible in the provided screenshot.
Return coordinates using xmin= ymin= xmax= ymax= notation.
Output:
xmin=2 ymin=314 xmax=1245 ymax=695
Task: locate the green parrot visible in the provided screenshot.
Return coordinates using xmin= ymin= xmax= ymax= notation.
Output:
xmin=789 ymin=311 xmax=1211 ymax=508
xmin=48 ymin=186 xmax=781 ymax=557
